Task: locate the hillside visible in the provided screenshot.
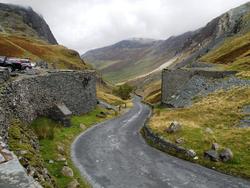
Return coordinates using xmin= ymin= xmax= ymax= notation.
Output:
xmin=83 ymin=38 xmax=161 ymax=83
xmin=0 ymin=3 xmax=86 ymax=69
xmin=83 ymin=2 xmax=250 ymax=84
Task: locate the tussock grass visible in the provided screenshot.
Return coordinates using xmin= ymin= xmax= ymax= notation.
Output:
xmin=32 ymin=118 xmax=60 ymax=140
xmin=149 ymin=87 xmax=250 ymax=178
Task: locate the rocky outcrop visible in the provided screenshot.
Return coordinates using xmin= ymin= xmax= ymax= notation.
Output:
xmin=0 ymin=70 xmax=97 ymax=141
xmin=161 ymin=68 xmax=250 ymax=107
xmin=0 ymin=151 xmax=42 ymax=188
xmin=0 ymin=3 xmax=57 ymax=44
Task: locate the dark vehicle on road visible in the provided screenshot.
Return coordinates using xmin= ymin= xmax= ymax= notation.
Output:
xmin=0 ymin=56 xmax=32 ymax=72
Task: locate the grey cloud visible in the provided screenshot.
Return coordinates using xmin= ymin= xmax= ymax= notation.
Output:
xmin=1 ymin=0 xmax=249 ymax=53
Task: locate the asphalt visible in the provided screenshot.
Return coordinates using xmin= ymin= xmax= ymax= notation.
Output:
xmin=71 ymin=97 xmax=250 ymax=188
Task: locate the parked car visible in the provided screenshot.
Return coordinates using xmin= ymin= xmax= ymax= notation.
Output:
xmin=0 ymin=56 xmax=32 ymax=72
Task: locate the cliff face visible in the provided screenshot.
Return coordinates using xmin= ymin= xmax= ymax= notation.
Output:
xmin=0 ymin=3 xmax=57 ymax=44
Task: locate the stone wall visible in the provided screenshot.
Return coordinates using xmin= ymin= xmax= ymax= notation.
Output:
xmin=161 ymin=68 xmax=240 ymax=107
xmin=141 ymin=125 xmax=188 ymax=156
xmin=0 ymin=67 xmax=10 ymax=84
xmin=0 ymin=70 xmax=97 ymax=140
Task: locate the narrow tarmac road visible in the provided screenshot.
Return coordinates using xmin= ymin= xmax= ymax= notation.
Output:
xmin=72 ymin=97 xmax=250 ymax=188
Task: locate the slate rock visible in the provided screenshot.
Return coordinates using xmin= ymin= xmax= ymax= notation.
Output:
xmin=49 ymin=160 xmax=54 ymax=164
xmin=61 ymin=166 xmax=74 ymax=177
xmin=67 ymin=179 xmax=80 ymax=188
xmin=0 ymin=153 xmax=6 ymax=164
xmin=205 ymin=128 xmax=213 ymax=134
xmin=80 ymin=123 xmax=86 ymax=130
xmin=211 ymin=143 xmax=219 ymax=150
xmin=204 ymin=150 xmax=219 ymax=162
xmin=1 ymin=149 xmax=13 ymax=161
xmin=57 ymin=145 xmax=65 ymax=154
xmin=166 ymin=121 xmax=181 ymax=133
xmin=220 ymin=148 xmax=233 ymax=162
xmin=56 ymin=155 xmax=66 ymax=162
xmin=175 ymin=137 xmax=185 ymax=144
xmin=186 ymin=149 xmax=196 ymax=158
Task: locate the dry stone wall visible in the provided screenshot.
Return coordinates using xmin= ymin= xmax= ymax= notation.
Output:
xmin=0 ymin=70 xmax=97 ymax=140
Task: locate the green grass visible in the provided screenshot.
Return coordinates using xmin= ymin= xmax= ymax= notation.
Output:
xmin=31 ymin=107 xmax=116 ymax=188
xmin=8 ymin=119 xmax=56 ymax=187
xmin=149 ymin=87 xmax=250 ymax=179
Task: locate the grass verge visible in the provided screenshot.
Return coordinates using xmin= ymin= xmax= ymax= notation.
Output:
xmin=31 ymin=107 xmax=116 ymax=188
xmin=148 ymin=87 xmax=250 ymax=179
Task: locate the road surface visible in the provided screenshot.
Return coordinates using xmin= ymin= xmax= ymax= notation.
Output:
xmin=72 ymin=97 xmax=250 ymax=188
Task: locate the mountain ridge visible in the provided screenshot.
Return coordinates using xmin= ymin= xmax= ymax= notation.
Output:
xmin=83 ymin=2 xmax=250 ymax=83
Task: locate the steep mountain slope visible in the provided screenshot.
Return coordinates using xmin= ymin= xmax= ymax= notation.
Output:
xmin=83 ymin=2 xmax=250 ymax=83
xmin=0 ymin=3 xmax=86 ymax=69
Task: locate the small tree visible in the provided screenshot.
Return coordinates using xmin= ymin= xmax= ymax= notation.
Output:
xmin=113 ymin=83 xmax=133 ymax=100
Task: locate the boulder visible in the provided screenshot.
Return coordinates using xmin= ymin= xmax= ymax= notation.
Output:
xmin=186 ymin=149 xmax=196 ymax=158
xmin=61 ymin=166 xmax=74 ymax=177
xmin=80 ymin=124 xmax=86 ymax=130
xmin=49 ymin=160 xmax=54 ymax=164
xmin=166 ymin=121 xmax=181 ymax=133
xmin=204 ymin=150 xmax=219 ymax=162
xmin=211 ymin=143 xmax=219 ymax=150
xmin=0 ymin=141 xmax=7 ymax=149
xmin=220 ymin=148 xmax=233 ymax=162
xmin=0 ymin=153 xmax=6 ymax=164
xmin=96 ymin=111 xmax=107 ymax=118
xmin=193 ymin=156 xmax=199 ymax=160
xmin=1 ymin=149 xmax=13 ymax=161
xmin=205 ymin=128 xmax=213 ymax=134
xmin=67 ymin=179 xmax=80 ymax=188
xmin=56 ymin=154 xmax=66 ymax=162
xmin=20 ymin=150 xmax=28 ymax=155
xmin=175 ymin=137 xmax=185 ymax=144
xmin=57 ymin=145 xmax=65 ymax=154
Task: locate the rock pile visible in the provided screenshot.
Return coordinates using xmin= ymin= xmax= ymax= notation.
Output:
xmin=204 ymin=143 xmax=233 ymax=162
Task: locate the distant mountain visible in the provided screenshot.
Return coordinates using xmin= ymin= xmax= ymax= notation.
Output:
xmin=82 ymin=38 xmax=162 ymax=83
xmin=83 ymin=2 xmax=250 ymax=83
xmin=0 ymin=3 xmax=86 ymax=69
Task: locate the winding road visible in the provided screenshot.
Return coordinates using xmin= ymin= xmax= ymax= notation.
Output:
xmin=72 ymin=97 xmax=250 ymax=188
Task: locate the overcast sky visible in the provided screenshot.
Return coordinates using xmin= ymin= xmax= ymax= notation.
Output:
xmin=1 ymin=0 xmax=249 ymax=53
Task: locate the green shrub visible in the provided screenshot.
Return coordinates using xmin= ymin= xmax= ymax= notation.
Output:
xmin=113 ymin=83 xmax=134 ymax=100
